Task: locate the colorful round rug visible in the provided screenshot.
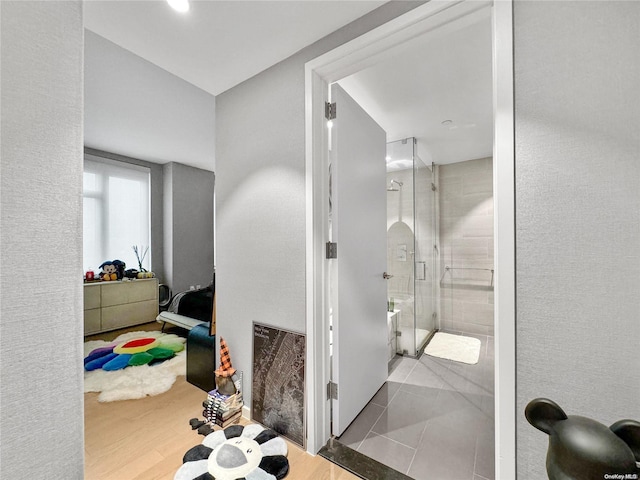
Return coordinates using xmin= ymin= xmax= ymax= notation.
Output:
xmin=175 ymin=424 xmax=289 ymax=480
xmin=84 ymin=333 xmax=184 ymax=371
xmin=84 ymin=331 xmax=186 ymax=402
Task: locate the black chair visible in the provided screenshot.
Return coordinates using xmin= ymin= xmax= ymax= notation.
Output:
xmin=186 ymin=323 xmax=216 ymax=392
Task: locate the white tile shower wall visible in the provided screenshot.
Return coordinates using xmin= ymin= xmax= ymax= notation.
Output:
xmin=386 ymin=169 xmax=415 ymax=303
xmin=386 ymin=169 xmax=415 ymax=231
xmin=439 ymin=158 xmax=494 ymax=335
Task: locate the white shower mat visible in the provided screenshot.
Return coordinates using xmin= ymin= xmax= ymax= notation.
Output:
xmin=424 ymin=332 xmax=481 ymax=365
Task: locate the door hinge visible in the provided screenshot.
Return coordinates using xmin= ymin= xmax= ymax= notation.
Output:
xmin=327 ymin=381 xmax=338 ymax=400
xmin=326 ymin=242 xmax=337 ymax=259
xmin=325 ymin=102 xmax=336 ymax=120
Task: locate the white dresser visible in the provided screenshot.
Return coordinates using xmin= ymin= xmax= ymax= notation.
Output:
xmin=84 ymin=278 xmax=158 ymax=335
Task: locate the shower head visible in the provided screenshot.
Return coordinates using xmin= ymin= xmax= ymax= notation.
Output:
xmin=387 ymin=179 xmax=403 ymax=191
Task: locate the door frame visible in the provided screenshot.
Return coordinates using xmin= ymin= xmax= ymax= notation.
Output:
xmin=304 ymin=1 xmax=516 ymax=477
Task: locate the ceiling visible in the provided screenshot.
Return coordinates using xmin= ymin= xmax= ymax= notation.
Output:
xmin=84 ymin=1 xmax=493 ymax=169
xmin=84 ymin=0 xmax=385 ymax=96
xmin=338 ymin=8 xmax=493 ymax=166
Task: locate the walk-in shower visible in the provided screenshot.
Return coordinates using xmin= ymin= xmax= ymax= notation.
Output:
xmin=386 ymin=137 xmax=437 ymax=357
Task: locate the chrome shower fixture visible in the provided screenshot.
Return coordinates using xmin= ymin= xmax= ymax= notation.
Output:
xmin=387 ymin=179 xmax=404 ymax=191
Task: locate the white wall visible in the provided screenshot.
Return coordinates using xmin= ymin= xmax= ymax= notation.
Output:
xmin=84 ymin=30 xmax=216 ymax=172
xmin=0 ymin=1 xmax=84 ymax=477
xmin=215 ymin=2 xmax=423 ymax=410
xmin=514 ymin=2 xmax=640 ymax=478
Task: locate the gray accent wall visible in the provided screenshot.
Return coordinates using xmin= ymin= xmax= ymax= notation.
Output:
xmin=163 ymin=162 xmax=215 ymax=295
xmin=0 ymin=1 xmax=84 ymax=477
xmin=514 ymin=2 xmax=640 ymax=478
xmin=215 ymin=1 xmax=424 ymax=411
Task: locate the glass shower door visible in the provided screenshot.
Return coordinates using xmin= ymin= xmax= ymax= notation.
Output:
xmin=413 ymin=149 xmax=437 ymax=353
xmin=386 ymin=139 xmax=415 ymax=357
xmin=386 ymin=138 xmax=437 ymax=357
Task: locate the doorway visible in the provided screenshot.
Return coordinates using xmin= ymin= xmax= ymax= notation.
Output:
xmin=337 ymin=153 xmax=495 ymax=478
xmin=305 ymin=0 xmax=515 ymax=477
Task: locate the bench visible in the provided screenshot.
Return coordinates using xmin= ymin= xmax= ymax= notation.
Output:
xmin=156 ymin=311 xmax=206 ymax=331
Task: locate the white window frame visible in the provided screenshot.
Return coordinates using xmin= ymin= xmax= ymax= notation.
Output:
xmin=83 ymin=154 xmax=151 ymax=273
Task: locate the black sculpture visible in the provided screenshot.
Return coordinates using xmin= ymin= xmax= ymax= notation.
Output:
xmin=525 ymin=398 xmax=640 ymax=480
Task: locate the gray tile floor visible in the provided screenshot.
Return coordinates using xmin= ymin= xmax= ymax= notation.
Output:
xmin=338 ymin=331 xmax=495 ymax=480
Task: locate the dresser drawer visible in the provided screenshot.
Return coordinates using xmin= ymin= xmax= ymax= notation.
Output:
xmin=100 ymin=299 xmax=158 ymax=331
xmin=84 ymin=308 xmax=102 ymax=335
xmin=84 ymin=284 xmax=101 ymax=310
xmin=101 ymin=279 xmax=158 ymax=307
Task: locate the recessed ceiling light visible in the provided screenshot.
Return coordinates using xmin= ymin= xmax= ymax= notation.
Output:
xmin=167 ymin=0 xmax=189 ymax=13
xmin=441 ymin=120 xmax=453 ymax=125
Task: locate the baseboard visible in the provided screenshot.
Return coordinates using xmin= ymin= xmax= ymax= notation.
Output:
xmin=242 ymin=404 xmax=250 ymax=420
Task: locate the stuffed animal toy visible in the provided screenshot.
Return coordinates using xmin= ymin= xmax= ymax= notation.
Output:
xmin=99 ymin=260 xmax=125 ymax=281
xmin=525 ymin=398 xmax=640 ymax=480
xmin=214 ymin=338 xmax=238 ymax=396
xmin=124 ymin=268 xmax=139 ymax=279
xmin=175 ymin=423 xmax=289 ymax=480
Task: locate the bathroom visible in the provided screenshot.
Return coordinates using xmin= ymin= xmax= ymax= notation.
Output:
xmin=337 ymin=135 xmax=496 ymax=479
xmin=332 ymin=9 xmax=496 ymax=478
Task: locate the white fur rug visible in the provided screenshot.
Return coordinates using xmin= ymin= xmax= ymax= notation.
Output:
xmin=424 ymin=332 xmax=481 ymax=365
xmin=84 ymin=330 xmax=186 ymax=402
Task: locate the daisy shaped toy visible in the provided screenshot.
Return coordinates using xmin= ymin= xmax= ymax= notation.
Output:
xmin=175 ymin=423 xmax=289 ymax=480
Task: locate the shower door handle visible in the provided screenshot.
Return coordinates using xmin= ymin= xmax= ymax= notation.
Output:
xmin=416 ymin=262 xmax=427 ymax=281
xmin=383 ymin=272 xmax=394 ymax=280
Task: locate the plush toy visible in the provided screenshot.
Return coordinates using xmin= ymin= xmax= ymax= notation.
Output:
xmin=99 ymin=260 xmax=125 ymax=281
xmin=175 ymin=423 xmax=289 ymax=480
xmin=214 ymin=338 xmax=237 ymax=396
xmin=124 ymin=268 xmax=139 ymax=279
xmin=525 ymin=398 xmax=640 ymax=480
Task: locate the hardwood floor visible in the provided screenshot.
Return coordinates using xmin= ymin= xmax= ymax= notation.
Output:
xmin=84 ymin=320 xmax=180 ymax=343
xmin=84 ymin=323 xmax=358 ymax=480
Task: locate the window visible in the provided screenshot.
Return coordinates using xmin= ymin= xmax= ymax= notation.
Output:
xmin=83 ymin=155 xmax=151 ymax=274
